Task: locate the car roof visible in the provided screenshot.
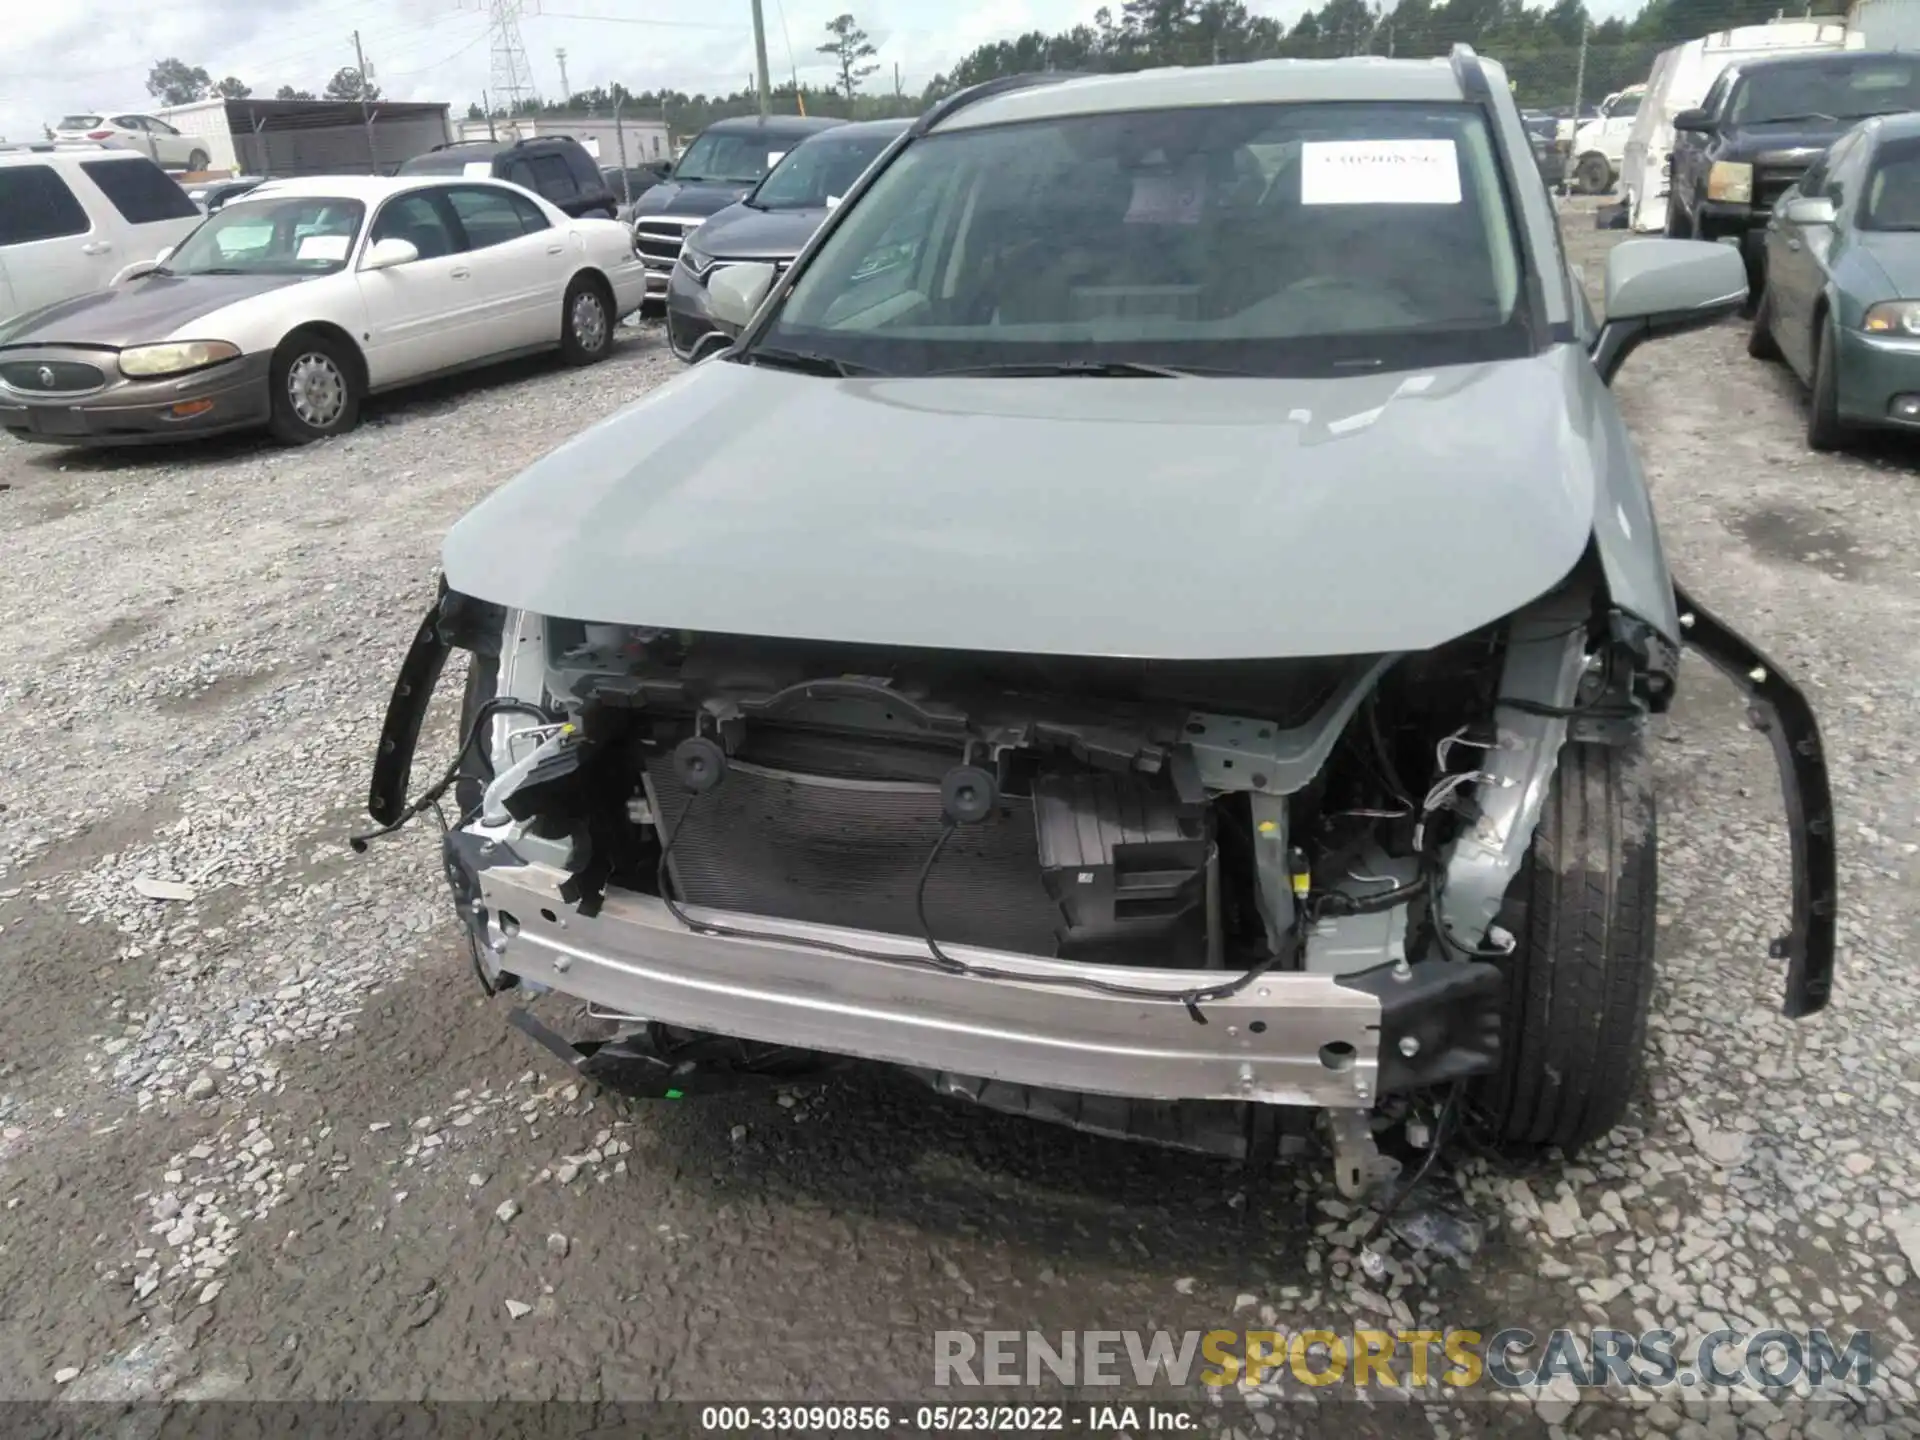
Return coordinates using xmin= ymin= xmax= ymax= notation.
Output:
xmin=1732 ymin=49 xmax=1897 ymax=75
xmin=229 ymin=174 xmax=528 ymax=202
xmin=1864 ymin=110 xmax=1920 ymax=143
xmin=0 ymin=147 xmax=156 ymax=169
xmin=806 ymin=117 xmax=912 ymax=140
xmin=934 ymin=57 xmax=1474 ymax=131
xmin=700 ymin=114 xmax=845 ymax=136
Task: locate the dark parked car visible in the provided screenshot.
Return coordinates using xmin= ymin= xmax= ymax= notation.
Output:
xmin=1749 ymin=112 xmax=1920 ymax=449
xmin=604 ymin=161 xmax=675 ymax=223
xmin=184 ymin=174 xmax=266 ymax=213
xmin=399 ymin=136 xmax=618 ymax=220
xmin=666 ymin=118 xmax=910 ymax=360
xmin=629 ymin=114 xmax=845 ymax=313
xmin=1520 ymin=110 xmax=1568 ymax=187
xmin=1667 ymin=49 xmax=1920 ymax=300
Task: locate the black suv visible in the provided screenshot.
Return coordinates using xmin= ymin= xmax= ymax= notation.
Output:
xmin=399 ymin=136 xmax=619 ymax=219
xmin=1667 ymin=50 xmax=1920 ymax=296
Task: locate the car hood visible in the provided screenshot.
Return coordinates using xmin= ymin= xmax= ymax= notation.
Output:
xmin=690 ymin=203 xmax=827 ymax=260
xmin=443 ymin=350 xmax=1601 ymax=661
xmin=1722 ymin=123 xmax=1848 ymax=164
xmin=632 ymin=179 xmax=756 ymax=220
xmin=0 ymin=273 xmax=307 ymax=348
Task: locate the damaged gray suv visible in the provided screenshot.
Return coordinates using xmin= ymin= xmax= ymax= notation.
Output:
xmin=362 ymin=49 xmax=1836 ymax=1198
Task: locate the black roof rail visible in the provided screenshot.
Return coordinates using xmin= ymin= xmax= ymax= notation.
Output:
xmin=1449 ymin=43 xmax=1493 ymax=104
xmin=911 ymin=70 xmax=1091 ymax=137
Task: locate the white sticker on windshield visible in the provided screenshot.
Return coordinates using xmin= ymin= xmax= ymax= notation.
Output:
xmin=1300 ymin=140 xmax=1461 ymax=205
xmin=296 ymin=234 xmax=350 ymax=261
xmin=767 ymin=150 xmax=787 ymax=168
xmin=463 ymin=161 xmax=493 ymax=177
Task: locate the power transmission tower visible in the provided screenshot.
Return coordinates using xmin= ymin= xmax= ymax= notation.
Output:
xmin=555 ymin=48 xmax=570 ymax=105
xmin=484 ymin=0 xmax=539 ymax=115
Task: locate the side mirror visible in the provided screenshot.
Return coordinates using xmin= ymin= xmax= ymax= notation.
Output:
xmin=707 ymin=260 xmax=777 ymax=330
xmin=1591 ymin=238 xmax=1747 ymax=384
xmin=1672 ymin=108 xmax=1714 ymax=135
xmin=361 ymin=237 xmax=419 ymax=272
xmin=155 ymin=245 xmax=175 ymax=264
xmin=1783 ymin=195 xmax=1837 ymax=227
xmin=111 ymin=259 xmax=163 ymax=285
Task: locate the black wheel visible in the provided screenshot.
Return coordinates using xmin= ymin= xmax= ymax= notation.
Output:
xmin=267 ymin=331 xmax=360 ymax=444
xmin=1473 ymin=740 xmax=1657 ymax=1152
xmin=1806 ymin=318 xmax=1849 ymax=452
xmin=187 ymin=149 xmax=209 ymax=172
xmin=1747 ymin=286 xmax=1782 ymax=361
xmin=561 ymin=276 xmax=614 ymax=365
xmin=1573 ymin=153 xmax=1611 ymax=195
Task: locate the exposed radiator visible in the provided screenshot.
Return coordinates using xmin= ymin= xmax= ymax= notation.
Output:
xmin=644 ymin=756 xmax=1065 ymax=956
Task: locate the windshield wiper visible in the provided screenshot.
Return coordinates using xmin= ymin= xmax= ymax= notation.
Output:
xmin=925 ymin=359 xmax=1235 ymax=379
xmin=747 ymin=346 xmax=874 ymax=377
xmin=1750 ymin=112 xmax=1838 ymax=125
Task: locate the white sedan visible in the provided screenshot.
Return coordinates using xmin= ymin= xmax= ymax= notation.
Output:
xmin=0 ymin=174 xmax=650 ymax=446
xmin=53 ymin=111 xmax=210 ymax=171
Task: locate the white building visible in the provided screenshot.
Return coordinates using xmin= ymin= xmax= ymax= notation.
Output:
xmin=453 ymin=114 xmax=672 ymax=168
xmin=1851 ymin=0 xmax=1920 ymax=47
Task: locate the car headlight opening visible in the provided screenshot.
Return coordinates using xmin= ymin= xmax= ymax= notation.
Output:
xmin=1863 ymin=300 xmax=1920 ymax=337
xmin=119 ymin=340 xmax=241 ymax=378
xmin=1706 ymin=161 xmax=1753 ymax=204
xmin=679 ymin=245 xmax=717 ymax=280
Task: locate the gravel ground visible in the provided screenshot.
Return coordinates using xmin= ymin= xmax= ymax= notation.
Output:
xmin=1 ymin=218 xmax=1917 ymax=1437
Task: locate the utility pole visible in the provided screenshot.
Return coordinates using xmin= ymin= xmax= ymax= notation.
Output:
xmin=1568 ymin=21 xmax=1589 ymax=195
xmin=353 ymin=30 xmax=376 ymax=173
xmin=483 ymin=89 xmax=496 ymax=140
xmin=750 ymin=0 xmax=772 ymax=117
xmin=894 ymin=62 xmax=902 ymax=97
xmin=555 ymin=47 xmax=570 ymax=106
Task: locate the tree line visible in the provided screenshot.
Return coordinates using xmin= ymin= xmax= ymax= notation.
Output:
xmin=150 ymin=0 xmax=1796 ymax=139
xmin=927 ymin=0 xmax=1829 ymax=111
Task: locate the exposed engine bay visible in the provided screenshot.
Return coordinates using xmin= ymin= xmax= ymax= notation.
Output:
xmin=359 ymin=564 xmax=1832 ymax=1195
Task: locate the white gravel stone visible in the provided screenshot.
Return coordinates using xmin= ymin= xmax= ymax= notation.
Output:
xmin=494 ymin=1199 xmax=519 ymax=1225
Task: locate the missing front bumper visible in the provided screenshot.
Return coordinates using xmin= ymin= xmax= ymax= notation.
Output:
xmin=462 ymin=847 xmax=1389 ymax=1109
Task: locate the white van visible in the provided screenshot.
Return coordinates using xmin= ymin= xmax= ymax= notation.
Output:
xmin=1569 ymin=85 xmax=1646 ymax=193
xmin=0 ymin=148 xmax=204 ymax=325
xmin=1621 ymin=20 xmax=1860 ymax=232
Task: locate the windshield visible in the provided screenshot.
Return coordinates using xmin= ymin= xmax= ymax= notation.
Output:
xmin=162 ymin=196 xmax=366 ymax=276
xmin=675 ymin=130 xmax=796 ymax=184
xmin=1861 ymin=135 xmax=1920 ymax=230
xmin=750 ymin=129 xmax=899 ymax=209
xmin=59 ymin=114 xmax=104 ymax=130
xmin=1731 ymin=57 xmax=1920 ymax=124
xmin=755 ymin=102 xmax=1531 ymax=379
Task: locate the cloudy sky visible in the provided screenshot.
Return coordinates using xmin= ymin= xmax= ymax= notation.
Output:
xmin=0 ymin=0 xmax=1640 ymax=142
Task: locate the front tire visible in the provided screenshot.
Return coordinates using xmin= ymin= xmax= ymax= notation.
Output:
xmin=1573 ymin=153 xmax=1611 ymax=195
xmin=1473 ymin=740 xmax=1657 ymax=1152
xmin=267 ymin=332 xmax=360 ymax=444
xmin=186 ymin=149 xmax=210 ymax=172
xmin=561 ymin=277 xmax=614 ymax=366
xmin=1807 ymin=318 xmax=1849 ymax=452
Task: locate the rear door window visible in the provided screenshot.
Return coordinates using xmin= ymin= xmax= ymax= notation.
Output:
xmin=505 ymin=192 xmax=551 ymax=232
xmin=527 ymin=153 xmax=581 ymax=200
xmin=0 ymin=166 xmax=92 ymax=246
xmin=80 ymin=159 xmax=200 ymax=225
xmin=444 ymin=186 xmax=533 ymax=249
